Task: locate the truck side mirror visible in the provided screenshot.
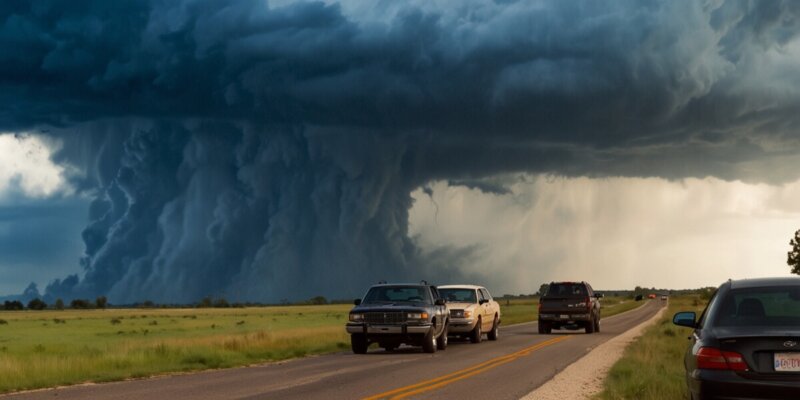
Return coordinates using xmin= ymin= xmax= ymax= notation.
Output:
xmin=435 ymin=299 xmax=446 ymax=306
xmin=354 ymin=299 xmax=361 ymax=306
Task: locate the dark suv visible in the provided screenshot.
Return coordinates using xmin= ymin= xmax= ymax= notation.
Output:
xmin=673 ymin=277 xmax=800 ymax=400
xmin=346 ymin=282 xmax=449 ymax=354
xmin=538 ymin=281 xmax=602 ymax=334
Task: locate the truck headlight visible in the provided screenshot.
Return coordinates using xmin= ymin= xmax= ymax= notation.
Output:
xmin=407 ymin=312 xmax=429 ymax=320
xmin=349 ymin=313 xmax=364 ymax=322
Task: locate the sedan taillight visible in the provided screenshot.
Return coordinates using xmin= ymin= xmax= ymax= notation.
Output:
xmin=696 ymin=347 xmax=748 ymax=371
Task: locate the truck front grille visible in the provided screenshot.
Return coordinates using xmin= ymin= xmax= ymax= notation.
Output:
xmin=364 ymin=312 xmax=407 ymax=324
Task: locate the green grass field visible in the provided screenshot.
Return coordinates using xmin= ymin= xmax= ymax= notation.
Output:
xmin=596 ymin=296 xmax=707 ymax=400
xmin=0 ymin=305 xmax=352 ymax=393
xmin=0 ymin=296 xmax=642 ymax=394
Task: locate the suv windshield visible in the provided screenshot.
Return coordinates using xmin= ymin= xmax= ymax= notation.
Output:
xmin=713 ymin=286 xmax=800 ymax=327
xmin=362 ymin=286 xmax=432 ymax=304
xmin=546 ymin=283 xmax=587 ymax=297
xmin=439 ymin=288 xmax=477 ymax=303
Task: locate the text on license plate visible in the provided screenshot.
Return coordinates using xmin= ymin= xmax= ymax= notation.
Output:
xmin=774 ymin=353 xmax=800 ymax=372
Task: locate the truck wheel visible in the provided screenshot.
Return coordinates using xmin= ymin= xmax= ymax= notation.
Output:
xmin=487 ymin=315 xmax=499 ymax=341
xmin=422 ymin=328 xmax=438 ymax=353
xmin=470 ymin=318 xmax=482 ymax=343
xmin=594 ymin=317 xmax=600 ymax=333
xmin=585 ymin=317 xmax=596 ymax=334
xmin=538 ymin=321 xmax=552 ymax=334
xmin=351 ymin=334 xmax=368 ymax=354
xmin=436 ymin=324 xmax=448 ymax=350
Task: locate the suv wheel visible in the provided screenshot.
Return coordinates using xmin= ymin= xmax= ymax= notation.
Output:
xmin=351 ymin=334 xmax=368 ymax=354
xmin=594 ymin=317 xmax=600 ymax=333
xmin=422 ymin=327 xmax=438 ymax=353
xmin=436 ymin=324 xmax=448 ymax=350
xmin=470 ymin=318 xmax=482 ymax=343
xmin=585 ymin=317 xmax=596 ymax=334
xmin=487 ymin=315 xmax=499 ymax=341
xmin=538 ymin=320 xmax=552 ymax=334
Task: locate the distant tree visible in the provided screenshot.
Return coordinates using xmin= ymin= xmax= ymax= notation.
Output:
xmin=140 ymin=300 xmax=155 ymax=308
xmin=789 ymin=229 xmax=800 ymax=275
xmin=54 ymin=298 xmax=65 ymax=310
xmin=4 ymin=300 xmax=24 ymax=310
xmin=95 ymin=296 xmax=108 ymax=309
xmin=27 ymin=298 xmax=47 ymax=310
xmin=308 ymin=296 xmax=328 ymax=305
xmin=70 ymin=299 xmax=91 ymax=309
xmin=198 ymin=296 xmax=213 ymax=308
xmin=537 ymin=284 xmax=550 ymax=297
xmin=214 ymin=298 xmax=230 ymax=308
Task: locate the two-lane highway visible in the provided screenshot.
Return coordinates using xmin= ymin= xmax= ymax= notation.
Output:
xmin=5 ymin=300 xmax=664 ymax=400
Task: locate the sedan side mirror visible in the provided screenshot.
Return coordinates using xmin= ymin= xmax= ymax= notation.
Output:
xmin=672 ymin=311 xmax=697 ymax=328
xmin=435 ymin=298 xmax=446 ymax=306
xmin=354 ymin=299 xmax=362 ymax=306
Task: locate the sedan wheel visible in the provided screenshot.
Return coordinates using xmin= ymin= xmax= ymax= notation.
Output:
xmin=470 ymin=318 xmax=482 ymax=343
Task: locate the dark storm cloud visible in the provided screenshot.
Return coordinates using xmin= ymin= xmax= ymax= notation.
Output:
xmin=2 ymin=0 xmax=800 ymax=301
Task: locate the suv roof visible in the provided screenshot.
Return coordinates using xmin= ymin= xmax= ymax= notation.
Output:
xmin=370 ymin=282 xmax=435 ymax=287
xmin=438 ymin=284 xmax=483 ymax=289
xmin=729 ymin=277 xmax=800 ymax=289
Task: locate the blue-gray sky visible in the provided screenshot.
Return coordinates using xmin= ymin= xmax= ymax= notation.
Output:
xmin=2 ymin=0 xmax=800 ymax=302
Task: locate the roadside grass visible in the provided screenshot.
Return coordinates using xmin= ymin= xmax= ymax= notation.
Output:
xmin=0 ymin=296 xmax=646 ymax=394
xmin=0 ymin=305 xmax=350 ymax=393
xmin=500 ymin=296 xmax=642 ymax=326
xmin=596 ymin=296 xmax=706 ymax=400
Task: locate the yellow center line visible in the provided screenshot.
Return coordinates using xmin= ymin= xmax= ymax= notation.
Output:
xmin=362 ymin=335 xmax=571 ymax=400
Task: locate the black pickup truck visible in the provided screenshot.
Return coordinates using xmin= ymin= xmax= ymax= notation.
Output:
xmin=346 ymin=282 xmax=449 ymax=353
xmin=538 ymin=281 xmax=602 ymax=334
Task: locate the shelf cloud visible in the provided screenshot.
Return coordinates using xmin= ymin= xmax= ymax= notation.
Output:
xmin=2 ymin=0 xmax=800 ymax=302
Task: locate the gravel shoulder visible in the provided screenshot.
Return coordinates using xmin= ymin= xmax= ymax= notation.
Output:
xmin=520 ymin=301 xmax=668 ymax=400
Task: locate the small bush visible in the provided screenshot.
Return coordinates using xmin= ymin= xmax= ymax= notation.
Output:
xmin=53 ymin=318 xmax=66 ymax=324
xmin=236 ymin=320 xmax=245 ymax=326
xmin=110 ymin=318 xmax=122 ymax=325
xmin=149 ymin=320 xmax=158 ymax=326
xmin=0 ymin=319 xmax=8 ymax=325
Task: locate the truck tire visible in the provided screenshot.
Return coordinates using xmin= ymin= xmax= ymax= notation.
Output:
xmin=470 ymin=317 xmax=482 ymax=343
xmin=422 ymin=328 xmax=438 ymax=353
xmin=351 ymin=334 xmax=368 ymax=354
xmin=594 ymin=317 xmax=601 ymax=333
xmin=436 ymin=324 xmax=448 ymax=350
xmin=585 ymin=317 xmax=596 ymax=334
xmin=487 ymin=315 xmax=499 ymax=341
xmin=538 ymin=321 xmax=552 ymax=334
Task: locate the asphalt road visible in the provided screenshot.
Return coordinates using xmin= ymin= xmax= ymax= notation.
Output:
xmin=5 ymin=300 xmax=664 ymax=400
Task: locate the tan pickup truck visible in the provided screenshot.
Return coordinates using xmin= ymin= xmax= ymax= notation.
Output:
xmin=439 ymin=285 xmax=501 ymax=343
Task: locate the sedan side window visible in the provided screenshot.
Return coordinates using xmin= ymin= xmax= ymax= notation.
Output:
xmin=480 ymin=288 xmax=492 ymax=300
xmin=478 ymin=290 xmax=486 ymax=302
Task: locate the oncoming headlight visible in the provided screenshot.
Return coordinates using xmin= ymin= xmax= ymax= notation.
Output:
xmin=407 ymin=312 xmax=429 ymax=320
xmin=349 ymin=313 xmax=364 ymax=322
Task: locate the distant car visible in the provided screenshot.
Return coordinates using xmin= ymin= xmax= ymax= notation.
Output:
xmin=635 ymin=294 xmax=644 ymax=301
xmin=673 ymin=277 xmax=800 ymax=399
xmin=346 ymin=282 xmax=449 ymax=354
xmin=661 ymin=295 xmax=667 ymax=300
xmin=439 ymin=285 xmax=501 ymax=343
xmin=538 ymin=281 xmax=602 ymax=334
xmin=648 ymin=294 xmax=657 ymax=299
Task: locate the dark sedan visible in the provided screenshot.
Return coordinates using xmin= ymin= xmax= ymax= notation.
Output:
xmin=673 ymin=277 xmax=800 ymax=400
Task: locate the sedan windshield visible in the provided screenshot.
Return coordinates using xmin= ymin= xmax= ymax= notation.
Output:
xmin=362 ymin=286 xmax=431 ymax=304
xmin=439 ymin=288 xmax=477 ymax=303
xmin=713 ymin=286 xmax=800 ymax=327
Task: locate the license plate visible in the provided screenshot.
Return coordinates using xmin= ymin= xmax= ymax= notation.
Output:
xmin=774 ymin=353 xmax=800 ymax=372
xmin=560 ymin=315 xmax=569 ymax=319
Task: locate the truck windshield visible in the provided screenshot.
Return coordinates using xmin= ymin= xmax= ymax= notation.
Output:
xmin=362 ymin=286 xmax=431 ymax=304
xmin=546 ymin=283 xmax=587 ymax=297
xmin=439 ymin=288 xmax=477 ymax=303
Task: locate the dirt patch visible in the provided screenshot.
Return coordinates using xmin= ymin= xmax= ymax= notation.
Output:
xmin=520 ymin=303 xmax=667 ymax=400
